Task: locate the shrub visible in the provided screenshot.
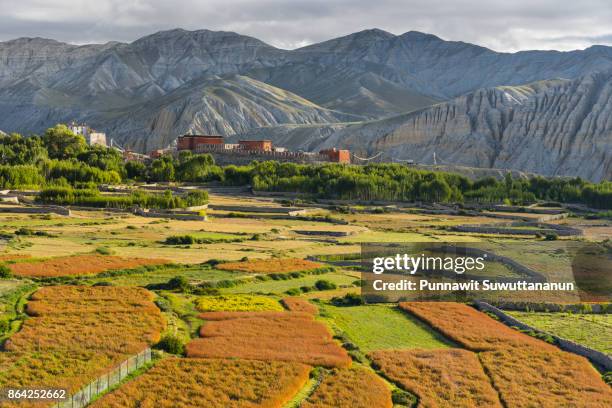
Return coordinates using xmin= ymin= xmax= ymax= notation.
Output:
xmin=154 ymin=298 xmax=171 ymax=312
xmin=0 ymin=264 xmax=12 ymax=279
xmin=204 ymin=259 xmax=221 ymax=267
xmin=14 ymin=228 xmax=54 ymax=237
xmin=166 ymin=276 xmax=192 ymax=292
xmin=156 ymin=334 xmax=185 ymax=355
xmin=544 ymin=232 xmax=558 ymax=241
xmin=331 ymin=293 xmax=364 ymax=306
xmin=95 ymin=246 xmax=115 ymax=255
xmin=164 ymin=235 xmax=196 ymax=245
xmin=315 ymin=280 xmax=337 ymax=291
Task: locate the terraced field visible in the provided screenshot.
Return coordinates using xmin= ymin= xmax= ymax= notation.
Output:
xmin=0 ymin=196 xmax=608 ymax=407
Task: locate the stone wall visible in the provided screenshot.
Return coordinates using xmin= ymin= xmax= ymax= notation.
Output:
xmin=208 ymin=204 xmax=306 ymax=214
xmin=0 ymin=204 xmax=70 ymax=216
xmin=453 ymin=222 xmax=582 ymax=236
xmin=474 ymin=301 xmax=612 ymax=371
xmin=134 ymin=208 xmax=206 ymax=221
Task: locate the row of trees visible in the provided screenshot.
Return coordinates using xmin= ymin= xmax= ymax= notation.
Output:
xmin=229 ymin=161 xmax=611 ymax=209
xmin=37 ymin=187 xmax=208 ymax=209
xmin=0 ymin=126 xmax=610 ymax=209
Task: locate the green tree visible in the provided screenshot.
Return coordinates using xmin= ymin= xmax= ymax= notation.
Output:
xmin=148 ymin=157 xmax=175 ymax=182
xmin=42 ymin=124 xmax=87 ymax=160
xmin=125 ymin=160 xmax=147 ymax=180
xmin=0 ymin=264 xmax=12 ymax=279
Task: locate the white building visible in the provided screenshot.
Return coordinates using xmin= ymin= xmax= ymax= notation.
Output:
xmin=87 ymin=132 xmax=107 ymax=147
xmin=68 ymin=121 xmax=107 ymax=147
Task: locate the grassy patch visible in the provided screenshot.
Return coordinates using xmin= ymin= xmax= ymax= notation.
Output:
xmin=223 ymin=272 xmax=357 ymax=295
xmin=91 ymin=264 xmax=245 ymax=287
xmin=320 ymin=304 xmax=454 ymax=352
xmin=507 ymin=311 xmax=612 ymax=354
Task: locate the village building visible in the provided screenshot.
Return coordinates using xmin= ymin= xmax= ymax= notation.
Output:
xmin=67 ymin=121 xmax=107 ymax=147
xmin=238 ymin=140 xmax=273 ymax=152
xmin=319 ymin=148 xmax=351 ymax=164
xmin=176 ymin=134 xmax=350 ymax=164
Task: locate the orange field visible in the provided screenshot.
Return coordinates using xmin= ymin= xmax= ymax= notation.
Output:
xmin=0 ymin=350 xmax=127 ymax=401
xmin=281 ymin=297 xmax=319 ymax=314
xmin=26 ymin=297 xmax=159 ymax=316
xmin=8 ymin=254 xmax=169 ymax=277
xmin=397 ymin=302 xmax=612 ymax=407
xmin=188 ymin=311 xmax=350 ymax=368
xmin=5 ymin=311 xmax=164 ymax=354
xmin=399 ymin=302 xmax=548 ymax=351
xmin=90 ymin=358 xmax=311 ymax=408
xmin=302 ymin=367 xmax=392 ymax=408
xmin=0 ymin=286 xmax=165 ymax=406
xmin=187 ymin=337 xmax=350 ymax=368
xmin=370 ymin=349 xmax=502 ymax=408
xmin=200 ymin=315 xmax=331 ymax=339
xmin=0 ymin=254 xmax=30 ymax=261
xmin=217 ymin=258 xmax=324 ymax=274
xmin=30 ymin=285 xmax=155 ymax=301
xmin=480 ymin=345 xmax=612 ymax=408
xmin=6 ymin=286 xmax=164 ymax=354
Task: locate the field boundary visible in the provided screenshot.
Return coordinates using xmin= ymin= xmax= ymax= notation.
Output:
xmin=474 ymin=301 xmax=612 ymax=371
xmin=476 ymin=353 xmax=508 ymax=408
xmin=54 ymin=348 xmax=152 ymax=408
xmin=284 ymin=367 xmax=325 ymax=408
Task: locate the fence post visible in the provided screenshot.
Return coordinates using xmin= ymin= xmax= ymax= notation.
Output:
xmin=56 ymin=349 xmax=151 ymax=408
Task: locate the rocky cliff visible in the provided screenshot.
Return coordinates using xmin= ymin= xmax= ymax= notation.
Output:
xmin=0 ymin=28 xmax=611 ymax=180
xmin=237 ymin=74 xmax=612 ymax=181
xmin=103 ymin=75 xmax=358 ymax=152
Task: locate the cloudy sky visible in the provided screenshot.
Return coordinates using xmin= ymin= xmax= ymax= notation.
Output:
xmin=0 ymin=0 xmax=610 ymax=52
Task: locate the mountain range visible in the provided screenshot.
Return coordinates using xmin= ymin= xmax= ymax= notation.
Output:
xmin=0 ymin=28 xmax=611 ymax=180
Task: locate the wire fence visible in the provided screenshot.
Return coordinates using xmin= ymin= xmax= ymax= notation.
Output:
xmin=55 ymin=348 xmax=151 ymax=408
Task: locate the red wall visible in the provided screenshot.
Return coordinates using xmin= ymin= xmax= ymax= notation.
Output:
xmin=320 ymin=148 xmax=350 ymax=163
xmin=177 ymin=135 xmax=224 ymax=150
xmin=239 ymin=140 xmax=272 ymax=151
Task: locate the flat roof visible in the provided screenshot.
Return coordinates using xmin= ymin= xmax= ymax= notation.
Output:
xmin=238 ymin=140 xmax=272 ymax=143
xmin=179 ymin=134 xmax=224 ymax=138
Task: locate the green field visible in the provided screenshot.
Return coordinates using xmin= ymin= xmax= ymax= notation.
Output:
xmin=91 ymin=264 xmax=247 ymax=286
xmin=507 ymin=311 xmax=612 ymax=354
xmin=320 ymin=304 xmax=454 ymax=352
xmin=223 ymin=272 xmax=358 ymax=295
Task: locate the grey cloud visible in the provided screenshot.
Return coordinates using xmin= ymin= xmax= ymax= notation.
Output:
xmin=0 ymin=0 xmax=610 ymax=51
